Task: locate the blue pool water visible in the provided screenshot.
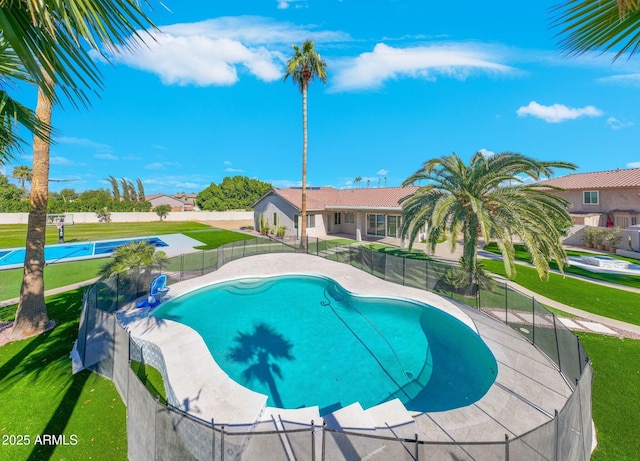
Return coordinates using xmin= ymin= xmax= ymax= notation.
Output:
xmin=152 ymin=274 xmax=497 ymax=414
xmin=0 ymin=237 xmax=168 ymax=267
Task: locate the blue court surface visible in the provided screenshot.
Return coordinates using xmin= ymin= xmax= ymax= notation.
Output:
xmin=0 ymin=236 xmax=169 ymax=269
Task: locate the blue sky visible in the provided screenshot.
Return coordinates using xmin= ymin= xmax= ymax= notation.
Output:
xmin=4 ymin=0 xmax=640 ymax=194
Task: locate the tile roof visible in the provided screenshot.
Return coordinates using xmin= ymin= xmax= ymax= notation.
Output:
xmin=538 ymin=168 xmax=640 ymax=190
xmin=271 ymin=186 xmax=420 ymax=211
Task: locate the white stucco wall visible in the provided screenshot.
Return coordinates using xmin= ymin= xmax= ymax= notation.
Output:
xmin=0 ymin=211 xmax=253 ymax=225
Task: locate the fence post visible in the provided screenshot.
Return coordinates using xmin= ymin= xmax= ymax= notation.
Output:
xmin=370 ymin=248 xmax=374 ymax=275
xmin=221 ymin=425 xmax=225 ymax=460
xmin=576 ymin=335 xmax=583 ymax=376
xmin=504 ymin=282 xmax=508 ymax=325
xmin=425 ymin=259 xmax=429 ymax=291
xmin=402 ymin=257 xmax=406 ymax=286
xmin=211 ymin=419 xmax=215 ymax=461
xmin=504 ymin=434 xmax=509 ymax=461
xmin=532 ymin=297 xmax=536 ymax=345
xmin=322 ymin=421 xmax=326 ymax=461
xmin=554 ymin=409 xmax=559 ymax=461
xmin=311 ymin=420 xmax=315 ymax=461
xmin=552 ymin=315 xmax=562 ymax=374
xmin=414 ymin=433 xmax=419 ymax=461
xmin=201 ymin=250 xmax=205 ymax=276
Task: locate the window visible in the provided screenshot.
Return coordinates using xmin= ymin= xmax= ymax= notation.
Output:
xmin=583 ymin=191 xmax=599 ymax=205
xmin=273 ymin=213 xmax=277 ymax=226
xmin=615 ymin=216 xmax=629 ymax=229
xmin=632 ymin=217 xmax=638 ymax=226
xmin=295 ymin=214 xmax=315 ymax=229
xmin=366 ymin=214 xmax=388 ymax=236
xmin=387 ymin=216 xmax=398 ymax=238
xmin=345 ymin=212 xmax=355 ymax=224
xmin=334 ymin=212 xmax=341 ymax=225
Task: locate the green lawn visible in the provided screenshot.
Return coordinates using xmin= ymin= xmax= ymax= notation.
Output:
xmin=482 ymin=259 xmax=640 ymax=326
xmin=0 ymin=221 xmax=214 ymax=248
xmin=0 ymin=258 xmax=105 ymax=302
xmin=483 ymin=242 xmax=640 ymax=290
xmin=0 ymin=289 xmax=127 ymax=460
xmin=0 ymin=224 xmax=255 ymax=302
xmin=579 ymin=333 xmax=640 ymax=461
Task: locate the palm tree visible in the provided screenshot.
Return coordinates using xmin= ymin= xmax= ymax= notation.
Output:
xmin=400 ymin=152 xmax=577 ymax=287
xmin=99 ymin=241 xmax=168 ymax=295
xmin=136 ymin=178 xmax=146 ymax=202
xmin=283 ymin=40 xmax=327 ymax=248
xmin=0 ymin=39 xmax=49 ymax=164
xmin=5 ymin=1 xmax=156 ymax=340
xmin=354 ymin=176 xmax=362 ymax=188
xmin=12 ymin=165 xmax=32 ymax=191
xmin=552 ymin=0 xmax=640 ymax=60
xmin=106 ymin=175 xmax=121 ymax=201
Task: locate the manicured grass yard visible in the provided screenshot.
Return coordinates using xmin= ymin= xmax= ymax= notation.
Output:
xmin=0 ymin=223 xmax=255 ymax=302
xmin=481 ymin=259 xmax=640 ymax=326
xmin=483 ymin=242 xmax=640 ymax=290
xmin=578 ymin=333 xmax=640 ymax=461
xmin=0 ymin=221 xmax=215 ymax=248
xmin=0 ymin=258 xmax=105 ymax=302
xmin=0 ymin=289 xmax=127 ymax=460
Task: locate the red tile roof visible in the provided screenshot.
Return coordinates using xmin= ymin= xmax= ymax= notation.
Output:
xmin=538 ymin=168 xmax=640 ymax=190
xmin=271 ymin=186 xmax=420 ymax=211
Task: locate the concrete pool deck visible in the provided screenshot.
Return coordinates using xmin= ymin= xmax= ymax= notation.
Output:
xmin=118 ymin=253 xmax=573 ymax=444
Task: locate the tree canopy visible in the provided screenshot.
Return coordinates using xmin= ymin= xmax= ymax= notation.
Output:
xmin=552 ymin=0 xmax=640 ymax=60
xmin=400 ymin=152 xmax=577 ymax=282
xmin=197 ymin=176 xmax=272 ymax=211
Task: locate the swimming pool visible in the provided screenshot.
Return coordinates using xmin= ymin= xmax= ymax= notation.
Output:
xmin=0 ymin=237 xmax=168 ymax=268
xmin=152 ymin=274 xmax=497 ymax=414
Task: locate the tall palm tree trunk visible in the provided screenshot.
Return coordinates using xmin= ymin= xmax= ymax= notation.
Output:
xmin=11 ymin=80 xmax=53 ymax=339
xmin=300 ymin=81 xmax=308 ymax=250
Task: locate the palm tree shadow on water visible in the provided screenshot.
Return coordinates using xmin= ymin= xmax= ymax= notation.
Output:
xmin=227 ymin=323 xmax=294 ymax=408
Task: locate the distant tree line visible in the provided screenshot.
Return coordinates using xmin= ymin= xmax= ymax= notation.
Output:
xmin=0 ymin=173 xmax=151 ymax=213
xmin=197 ymin=176 xmax=272 ymax=211
xmin=1 ymin=173 xmax=271 ymax=213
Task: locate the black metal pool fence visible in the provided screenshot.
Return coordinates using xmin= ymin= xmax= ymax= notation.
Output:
xmin=77 ymin=236 xmax=593 ymax=460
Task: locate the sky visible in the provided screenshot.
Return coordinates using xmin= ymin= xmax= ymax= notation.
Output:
xmin=3 ymin=0 xmax=640 ymax=195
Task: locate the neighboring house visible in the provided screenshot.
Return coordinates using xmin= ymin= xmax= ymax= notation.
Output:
xmin=538 ymin=167 xmax=640 ymax=228
xmin=173 ymin=193 xmax=198 ymax=211
xmin=147 ymin=193 xmax=196 ymax=212
xmin=252 ymin=186 xmax=420 ymax=241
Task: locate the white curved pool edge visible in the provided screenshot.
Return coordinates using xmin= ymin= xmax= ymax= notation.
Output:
xmin=119 ymin=253 xmax=573 ymax=441
xmin=156 ymin=253 xmax=478 ymax=333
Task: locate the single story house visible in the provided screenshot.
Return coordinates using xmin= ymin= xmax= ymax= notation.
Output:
xmin=538 ymin=167 xmax=640 ymax=228
xmin=252 ymin=186 xmax=420 ymax=241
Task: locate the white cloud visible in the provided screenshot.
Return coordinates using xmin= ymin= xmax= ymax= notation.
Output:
xmin=144 ymin=161 xmax=180 ymax=170
xmin=51 ymin=156 xmax=81 ymax=166
xmin=598 ymin=73 xmax=640 ymax=86
xmin=223 ymin=160 xmax=244 ymax=173
xmin=606 ymin=116 xmax=634 ymax=130
xmin=478 ymin=148 xmax=495 ymax=158
xmin=516 ymin=101 xmax=603 ymax=123
xmin=114 ymin=17 xmax=348 ymax=87
xmin=277 ymin=0 xmax=307 ymax=9
xmin=332 ymin=42 xmax=515 ymax=91
xmin=58 ymin=136 xmax=112 ymax=152
xmin=94 ymin=153 xmax=119 ymax=160
xmin=376 ymin=169 xmax=388 ymax=175
xmin=627 ymin=161 xmax=640 ymax=168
